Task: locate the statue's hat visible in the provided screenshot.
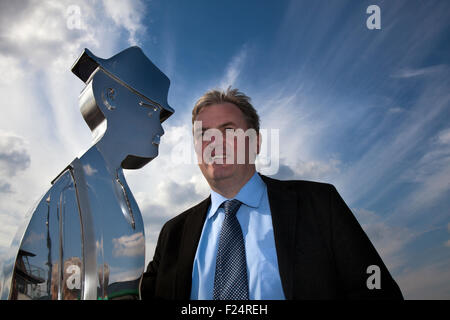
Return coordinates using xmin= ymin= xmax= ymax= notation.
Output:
xmin=71 ymin=46 xmax=174 ymax=122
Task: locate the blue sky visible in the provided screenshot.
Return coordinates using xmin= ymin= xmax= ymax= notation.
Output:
xmin=0 ymin=0 xmax=449 ymax=299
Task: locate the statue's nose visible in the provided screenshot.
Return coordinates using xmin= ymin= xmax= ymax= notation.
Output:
xmin=152 ymin=134 xmax=161 ymax=146
xmin=152 ymin=125 xmax=164 ymax=146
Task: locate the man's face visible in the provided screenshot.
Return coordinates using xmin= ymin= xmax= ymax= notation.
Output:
xmin=193 ymin=102 xmax=259 ymax=186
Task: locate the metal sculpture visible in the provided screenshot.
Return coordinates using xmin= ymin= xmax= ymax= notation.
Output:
xmin=0 ymin=47 xmax=174 ymax=300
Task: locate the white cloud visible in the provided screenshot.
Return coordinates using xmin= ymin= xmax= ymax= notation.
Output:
xmin=83 ymin=164 xmax=98 ymax=176
xmin=0 ymin=132 xmax=31 ymax=178
xmin=112 ymin=232 xmax=145 ymax=258
xmin=273 ymin=157 xmax=341 ymax=182
xmin=101 ymin=0 xmax=147 ymax=45
xmin=0 ymin=56 xmax=25 ymax=85
xmin=0 ymin=1 xmax=101 ymax=72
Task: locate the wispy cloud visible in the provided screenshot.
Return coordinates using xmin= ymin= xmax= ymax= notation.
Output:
xmin=387 ymin=107 xmax=405 ymax=115
xmin=219 ymin=45 xmax=248 ymax=89
xmin=334 ymin=77 xmax=450 ymax=209
xmin=395 ymin=260 xmax=450 ymax=299
xmin=391 ymin=64 xmax=449 ymax=79
xmin=395 ymin=126 xmax=450 ymax=218
xmin=446 ymin=223 xmax=450 ymax=248
xmin=353 ymin=208 xmax=415 ymax=273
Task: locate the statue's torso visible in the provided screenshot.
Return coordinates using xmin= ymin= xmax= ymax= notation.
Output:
xmin=1 ymin=147 xmax=145 ymax=300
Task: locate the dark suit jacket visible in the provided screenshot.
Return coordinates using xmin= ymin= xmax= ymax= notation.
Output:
xmin=141 ymin=174 xmax=403 ymax=300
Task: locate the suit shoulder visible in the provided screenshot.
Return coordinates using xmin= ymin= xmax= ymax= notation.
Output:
xmin=260 ymin=174 xmax=336 ymax=194
xmin=162 ymin=197 xmax=210 ymax=230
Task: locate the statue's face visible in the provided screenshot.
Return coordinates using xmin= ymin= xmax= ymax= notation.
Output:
xmin=91 ymin=70 xmax=166 ymax=168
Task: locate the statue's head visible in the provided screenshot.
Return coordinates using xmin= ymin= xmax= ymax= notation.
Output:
xmin=72 ymin=47 xmax=174 ymax=169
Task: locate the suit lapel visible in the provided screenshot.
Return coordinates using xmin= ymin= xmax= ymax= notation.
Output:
xmin=261 ymin=175 xmax=298 ymax=299
xmin=174 ymin=196 xmax=210 ymax=299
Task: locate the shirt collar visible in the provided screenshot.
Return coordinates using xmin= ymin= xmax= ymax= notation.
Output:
xmin=207 ymin=172 xmax=266 ymax=220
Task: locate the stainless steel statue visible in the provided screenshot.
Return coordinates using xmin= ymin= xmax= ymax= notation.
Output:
xmin=0 ymin=47 xmax=174 ymax=300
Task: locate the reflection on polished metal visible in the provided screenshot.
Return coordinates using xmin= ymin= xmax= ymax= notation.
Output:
xmin=0 ymin=47 xmax=174 ymax=300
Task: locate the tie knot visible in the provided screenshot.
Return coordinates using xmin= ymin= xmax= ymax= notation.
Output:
xmin=221 ymin=199 xmax=241 ymax=215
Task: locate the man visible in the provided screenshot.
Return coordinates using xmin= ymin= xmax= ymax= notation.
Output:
xmin=140 ymin=87 xmax=403 ymax=300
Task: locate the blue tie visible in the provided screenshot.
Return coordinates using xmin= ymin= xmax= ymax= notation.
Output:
xmin=213 ymin=199 xmax=249 ymax=300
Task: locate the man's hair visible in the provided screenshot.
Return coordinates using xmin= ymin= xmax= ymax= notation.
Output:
xmin=192 ymin=87 xmax=260 ymax=132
